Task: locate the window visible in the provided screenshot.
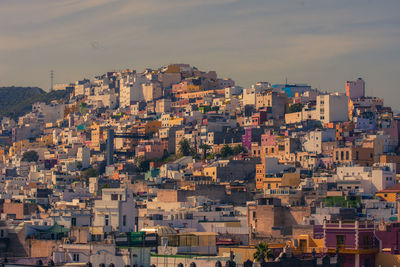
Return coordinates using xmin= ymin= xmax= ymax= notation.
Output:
xmin=356 ymin=151 xmax=359 ymax=160
xmin=0 ymin=230 xmax=4 ymax=238
xmin=105 ymin=215 xmax=109 ymax=226
xmin=345 ymin=151 xmax=349 ymax=160
xmin=73 ymin=253 xmax=80 ymax=262
xmin=253 ymin=211 xmax=256 ymax=218
xmin=71 ymin=217 xmax=77 ymax=227
xmin=123 ymin=215 xmax=126 ymax=226
xmin=111 ymin=194 xmax=118 ymax=201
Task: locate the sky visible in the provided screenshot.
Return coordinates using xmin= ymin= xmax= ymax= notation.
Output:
xmin=1 ymin=0 xmax=400 ymax=109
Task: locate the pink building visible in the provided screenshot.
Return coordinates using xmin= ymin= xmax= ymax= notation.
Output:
xmin=261 ymin=131 xmax=277 ymax=146
xmin=346 ymin=78 xmax=365 ymax=99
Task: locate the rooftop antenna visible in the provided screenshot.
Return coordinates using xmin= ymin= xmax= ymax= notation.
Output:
xmin=285 ymin=77 xmax=288 ymax=85
xmin=50 ymin=70 xmax=54 ymax=91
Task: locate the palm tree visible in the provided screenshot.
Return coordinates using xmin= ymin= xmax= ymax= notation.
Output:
xmin=253 ymin=242 xmax=274 ymax=263
xmin=199 ymin=143 xmax=212 ymax=159
xmin=179 ymin=138 xmax=193 ymax=156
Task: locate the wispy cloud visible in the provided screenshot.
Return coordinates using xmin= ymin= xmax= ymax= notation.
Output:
xmin=0 ymin=0 xmax=400 ymax=108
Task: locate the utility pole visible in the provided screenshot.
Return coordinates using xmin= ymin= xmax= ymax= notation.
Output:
xmin=50 ymin=70 xmax=54 ymax=91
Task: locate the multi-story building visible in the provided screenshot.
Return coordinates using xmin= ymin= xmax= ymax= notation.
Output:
xmin=346 ymin=78 xmax=365 ymax=100
xmin=336 ymin=164 xmax=397 ymax=194
xmin=316 ymin=93 xmax=348 ymax=123
xmin=93 ymin=188 xmax=138 ymax=233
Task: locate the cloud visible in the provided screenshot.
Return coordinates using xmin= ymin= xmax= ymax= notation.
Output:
xmin=1 ymin=0 xmax=400 ymax=109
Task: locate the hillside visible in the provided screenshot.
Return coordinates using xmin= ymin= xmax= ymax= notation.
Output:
xmin=0 ymin=86 xmax=71 ymax=120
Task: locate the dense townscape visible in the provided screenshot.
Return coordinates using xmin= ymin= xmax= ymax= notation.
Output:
xmin=1 ymin=63 xmax=400 ymax=267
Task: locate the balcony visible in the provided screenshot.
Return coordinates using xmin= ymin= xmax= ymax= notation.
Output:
xmin=325 ymin=245 xmax=379 ymax=254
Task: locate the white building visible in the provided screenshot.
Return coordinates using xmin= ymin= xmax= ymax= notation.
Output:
xmin=53 ymin=243 xmax=151 ymax=267
xmin=242 ymin=82 xmax=270 ymax=106
xmin=336 ymin=164 xmax=396 ymax=194
xmin=77 ymin=146 xmax=91 ymax=169
xmin=262 ymin=157 xmax=294 ymax=174
xmin=316 ymin=92 xmax=348 ymax=123
xmin=142 ymin=82 xmax=162 ymax=102
xmin=32 ymin=102 xmax=65 ymax=124
xmin=93 ymin=188 xmax=138 ymax=233
xmin=87 ymin=90 xmax=117 ymax=109
xmin=303 ymin=129 xmax=335 ymax=154
xmin=225 ymin=86 xmax=243 ymax=99
xmin=119 ymin=74 xmax=148 ymax=108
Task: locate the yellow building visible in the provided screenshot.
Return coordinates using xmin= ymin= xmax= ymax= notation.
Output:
xmin=143 ymin=121 xmax=162 ymax=135
xmin=169 ymin=117 xmax=184 ymax=127
xmin=0 ymin=148 xmax=4 ymax=163
xmin=375 ymin=184 xmax=400 ymax=202
xmin=9 ymin=139 xmax=31 ymax=156
xmin=293 ymin=234 xmax=324 ymax=254
xmin=203 ymin=166 xmax=218 ymax=181
xmin=36 ymin=134 xmax=53 ymax=146
xmin=90 ymin=123 xmax=108 ymax=151
xmin=165 ymin=64 xmax=181 ymax=73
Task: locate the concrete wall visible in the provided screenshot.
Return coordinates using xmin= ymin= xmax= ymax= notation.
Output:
xmin=248 ymin=204 xmax=311 ymax=237
xmin=28 ymin=239 xmax=59 ymax=257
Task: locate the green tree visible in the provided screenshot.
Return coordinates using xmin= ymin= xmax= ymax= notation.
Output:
xmin=233 ymin=144 xmax=245 ymax=155
xmin=22 ymin=150 xmax=39 ymax=162
xmin=253 ymin=242 xmax=274 ymax=262
xmin=288 ymin=103 xmax=304 ymax=113
xmin=199 ymin=143 xmax=212 ymax=159
xmin=179 ymin=138 xmax=194 ymax=156
xmin=206 ymin=153 xmax=215 ymax=160
xmin=220 ymin=144 xmax=233 ymax=158
xmin=76 ymin=161 xmax=83 ymax=170
xmin=81 ymin=168 xmax=98 ymax=179
xmin=101 ymin=184 xmax=110 ymax=190
xmin=135 ymin=156 xmax=150 ymax=172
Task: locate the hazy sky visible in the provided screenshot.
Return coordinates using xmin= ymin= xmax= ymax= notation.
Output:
xmin=1 ymin=0 xmax=400 ymax=109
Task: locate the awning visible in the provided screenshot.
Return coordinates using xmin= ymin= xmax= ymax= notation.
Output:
xmin=90 ymin=227 xmax=103 ymax=235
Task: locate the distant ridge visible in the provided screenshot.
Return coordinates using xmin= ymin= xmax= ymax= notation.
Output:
xmin=0 ymin=86 xmax=71 ymax=120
